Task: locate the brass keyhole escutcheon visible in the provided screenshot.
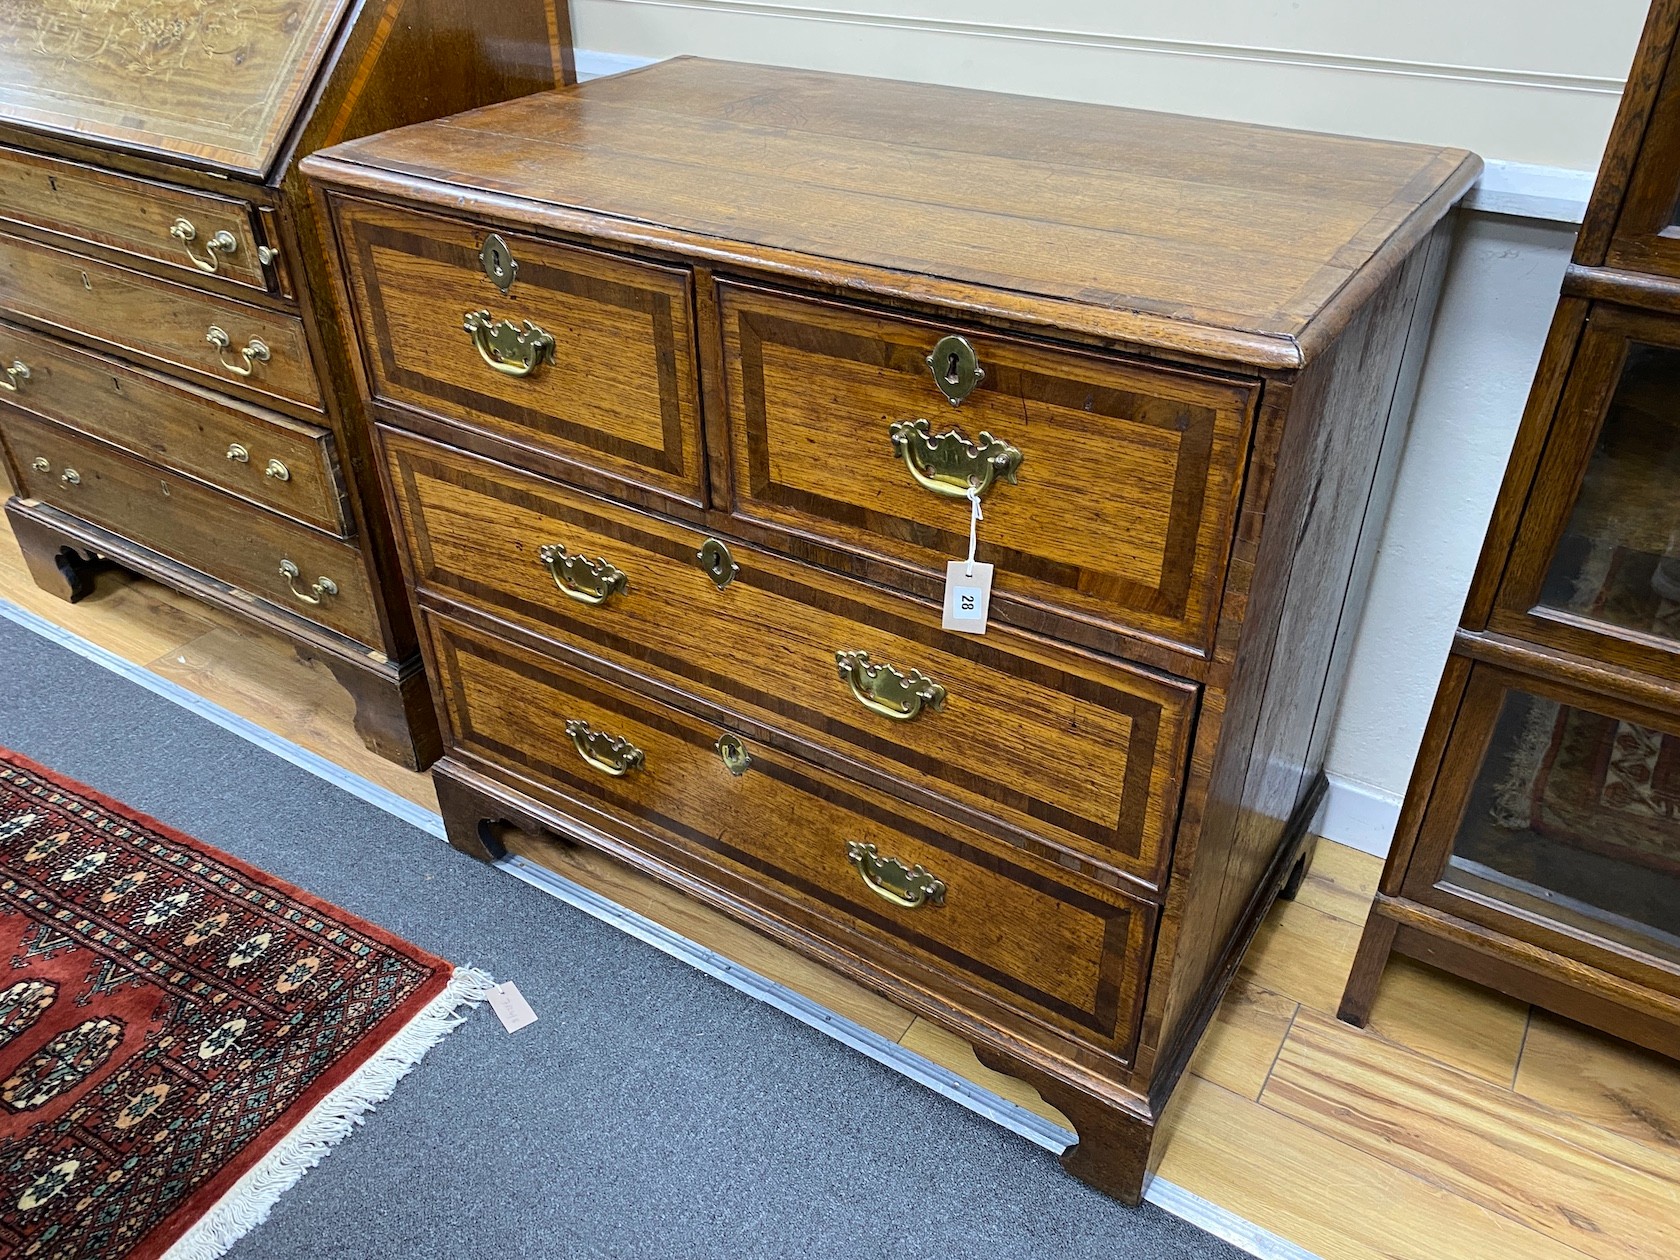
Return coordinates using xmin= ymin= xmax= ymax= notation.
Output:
xmin=480 ymin=232 xmax=518 ymax=294
xmin=696 ymin=537 xmax=739 ymax=590
xmin=925 ymin=334 xmax=984 ymax=406
xmin=715 ymin=732 xmax=752 ymax=777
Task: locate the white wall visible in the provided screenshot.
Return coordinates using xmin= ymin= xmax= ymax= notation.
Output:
xmin=568 ymin=2 xmax=1646 ymax=855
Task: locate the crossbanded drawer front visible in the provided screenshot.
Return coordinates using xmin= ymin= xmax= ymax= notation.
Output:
xmin=5 ymin=411 xmax=380 ymax=647
xmin=0 ymin=321 xmax=345 ymax=534
xmin=384 ymin=428 xmax=1195 ymax=889
xmin=718 ymin=281 xmax=1257 ymax=658
xmin=0 ymin=146 xmax=272 ymax=292
xmin=428 ymin=610 xmax=1154 ymax=1056
xmin=0 ymin=231 xmax=320 ymax=412
xmin=332 ymin=197 xmax=705 ymax=503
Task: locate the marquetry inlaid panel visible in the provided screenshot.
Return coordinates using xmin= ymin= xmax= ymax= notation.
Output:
xmin=0 ymin=0 xmax=350 ymax=176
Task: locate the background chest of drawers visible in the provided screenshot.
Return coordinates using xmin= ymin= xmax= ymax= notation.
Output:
xmin=305 ymin=59 xmax=1477 ymax=1202
xmin=0 ymin=1 xmax=573 ymax=768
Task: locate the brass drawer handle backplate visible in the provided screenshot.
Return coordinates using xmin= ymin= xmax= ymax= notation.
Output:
xmin=206 ymin=326 xmax=270 ymax=378
xmin=847 ymin=841 xmax=945 ymax=909
xmin=59 ymin=468 xmax=80 ymax=486
xmin=1 ymin=359 xmax=28 ymax=392
xmin=278 ymin=558 xmax=337 ymax=605
xmin=835 ymin=650 xmax=946 ymax=722
xmin=264 ymin=459 xmax=290 ymax=482
xmin=226 ymin=443 xmax=249 ymax=463
xmin=889 ymin=418 xmax=1021 ymax=501
xmin=538 ymin=543 xmax=627 ymax=606
xmin=565 ymin=719 xmax=645 ymax=777
xmin=170 ymin=218 xmax=238 ymax=273
xmin=463 ymin=310 xmax=554 ymax=377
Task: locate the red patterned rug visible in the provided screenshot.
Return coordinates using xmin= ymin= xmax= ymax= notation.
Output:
xmin=0 ymin=748 xmax=489 ymax=1259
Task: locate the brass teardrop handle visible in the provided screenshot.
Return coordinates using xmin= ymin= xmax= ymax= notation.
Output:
xmin=226 ymin=443 xmax=250 ymax=463
xmin=538 ymin=543 xmax=627 ymax=606
xmin=835 ymin=650 xmax=946 ymax=722
xmin=0 ymin=359 xmax=28 ymax=391
xmin=59 ymin=468 xmax=80 ymax=486
xmin=206 ymin=327 xmax=270 ymax=378
xmin=888 ymin=418 xmax=1021 ymax=501
xmin=463 ymin=310 xmax=555 ymax=377
xmin=170 ymin=218 xmax=238 ymax=273
xmin=278 ymin=559 xmax=337 ymax=605
xmin=565 ymin=719 xmax=644 ymax=777
xmin=846 ymin=841 xmax=945 ymax=909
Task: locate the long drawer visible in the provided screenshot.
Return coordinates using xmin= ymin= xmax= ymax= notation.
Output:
xmin=4 ymin=411 xmax=380 ymax=647
xmin=331 ymin=196 xmax=705 ymax=503
xmin=384 ymin=428 xmax=1196 ymax=889
xmin=0 ymin=231 xmax=320 ymax=412
xmin=718 ymin=281 xmax=1258 ymax=656
xmin=429 ymin=610 xmax=1154 ymax=1055
xmin=0 ymin=321 xmax=345 ymax=534
xmin=0 ymin=145 xmax=273 ymax=292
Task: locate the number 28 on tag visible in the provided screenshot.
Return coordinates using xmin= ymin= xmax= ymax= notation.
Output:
xmin=942 ymin=560 xmax=993 ymax=635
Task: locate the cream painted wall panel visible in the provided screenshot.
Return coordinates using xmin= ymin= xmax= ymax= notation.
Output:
xmin=1323 ymin=216 xmax=1577 ymax=834
xmin=570 ymin=0 xmax=1645 ymax=166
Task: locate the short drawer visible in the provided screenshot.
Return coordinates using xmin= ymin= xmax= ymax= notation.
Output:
xmin=718 ymin=282 xmax=1258 ymax=656
xmin=429 ymin=611 xmax=1154 ymax=1055
xmin=4 ymin=411 xmax=380 ymax=647
xmin=0 ymin=321 xmax=345 ymax=534
xmin=385 ymin=428 xmax=1195 ymax=888
xmin=0 ymin=231 xmax=320 ymax=411
xmin=0 ymin=146 xmax=274 ymax=292
xmin=332 ymin=197 xmax=704 ymax=503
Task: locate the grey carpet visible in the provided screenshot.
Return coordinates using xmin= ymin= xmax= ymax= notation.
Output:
xmin=0 ymin=613 xmax=1246 ymax=1260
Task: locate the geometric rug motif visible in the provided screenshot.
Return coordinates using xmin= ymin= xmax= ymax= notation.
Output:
xmin=0 ymin=747 xmax=476 ymax=1260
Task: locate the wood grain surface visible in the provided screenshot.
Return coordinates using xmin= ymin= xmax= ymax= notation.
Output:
xmin=3 ymin=409 xmax=380 ymax=647
xmin=308 ymin=58 xmax=1478 ymax=367
xmin=718 ymin=281 xmax=1257 ymax=656
xmin=0 ymin=144 xmax=270 ymax=290
xmin=385 ymin=427 xmax=1195 ymax=888
xmin=0 ymin=319 xmax=346 ymax=534
xmin=0 ymin=229 xmax=322 ymax=412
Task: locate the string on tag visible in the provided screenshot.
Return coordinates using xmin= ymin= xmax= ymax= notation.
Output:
xmin=965 ymin=481 xmax=983 ymax=577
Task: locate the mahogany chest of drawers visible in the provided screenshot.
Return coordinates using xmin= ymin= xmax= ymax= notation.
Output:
xmin=0 ymin=1 xmax=573 ymax=768
xmin=305 ymin=59 xmax=1478 ymax=1201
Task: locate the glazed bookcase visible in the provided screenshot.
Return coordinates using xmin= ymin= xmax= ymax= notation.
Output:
xmin=1341 ymin=0 xmax=1680 ymax=1059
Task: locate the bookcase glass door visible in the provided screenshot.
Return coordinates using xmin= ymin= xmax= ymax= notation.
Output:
xmin=1410 ymin=665 xmax=1680 ymax=975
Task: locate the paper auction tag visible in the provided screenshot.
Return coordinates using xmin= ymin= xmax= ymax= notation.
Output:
xmin=486 ymin=981 xmax=538 ymax=1034
xmin=942 ymin=560 xmax=993 ymax=634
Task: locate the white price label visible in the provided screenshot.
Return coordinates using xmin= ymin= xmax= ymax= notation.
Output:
xmin=942 ymin=560 xmax=993 ymax=634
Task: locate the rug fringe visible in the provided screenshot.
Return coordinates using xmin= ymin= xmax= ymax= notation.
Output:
xmin=159 ymin=965 xmax=497 ymax=1260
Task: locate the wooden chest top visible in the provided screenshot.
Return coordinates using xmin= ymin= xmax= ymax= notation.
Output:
xmin=0 ymin=0 xmax=349 ymax=176
xmin=311 ymin=58 xmax=1479 ymax=368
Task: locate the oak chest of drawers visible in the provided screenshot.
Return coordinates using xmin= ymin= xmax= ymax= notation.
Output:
xmin=305 ymin=59 xmax=1478 ymax=1201
xmin=0 ymin=1 xmax=574 ymax=768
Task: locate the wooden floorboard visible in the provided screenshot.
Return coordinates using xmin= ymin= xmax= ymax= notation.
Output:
xmin=6 ymin=521 xmax=1680 ymax=1259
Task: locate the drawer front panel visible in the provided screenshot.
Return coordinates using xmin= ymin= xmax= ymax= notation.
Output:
xmin=0 ymin=321 xmax=345 ymax=533
xmin=0 ymin=232 xmax=320 ymax=411
xmin=334 ymin=198 xmax=704 ymax=502
xmin=386 ymin=430 xmax=1195 ymax=886
xmin=0 ymin=146 xmax=271 ymax=291
xmin=5 ymin=411 xmax=380 ymax=646
xmin=429 ymin=611 xmax=1153 ymax=1054
xmin=719 ymin=282 xmax=1258 ymax=655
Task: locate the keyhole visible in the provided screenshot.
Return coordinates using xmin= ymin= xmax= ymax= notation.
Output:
xmin=490 ymin=246 xmax=502 ymax=270
xmin=944 ymin=352 xmax=961 ymax=385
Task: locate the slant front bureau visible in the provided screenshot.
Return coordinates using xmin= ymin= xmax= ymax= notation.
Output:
xmin=0 ymin=2 xmax=574 ymax=768
xmin=305 ymin=59 xmax=1478 ymax=1202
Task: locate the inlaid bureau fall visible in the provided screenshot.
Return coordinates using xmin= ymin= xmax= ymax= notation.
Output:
xmin=0 ymin=2 xmax=574 ymax=768
xmin=304 ymin=60 xmax=1478 ymax=1202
